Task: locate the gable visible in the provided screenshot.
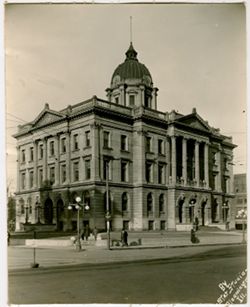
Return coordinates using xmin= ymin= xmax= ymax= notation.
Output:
xmin=33 ymin=111 xmax=64 ymax=128
xmin=177 ymin=114 xmax=211 ymax=132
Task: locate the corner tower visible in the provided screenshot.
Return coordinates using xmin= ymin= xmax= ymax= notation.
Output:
xmin=106 ymin=43 xmax=158 ymax=110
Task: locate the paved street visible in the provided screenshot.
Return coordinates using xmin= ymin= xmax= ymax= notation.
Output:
xmin=8 ymin=245 xmax=246 ymax=304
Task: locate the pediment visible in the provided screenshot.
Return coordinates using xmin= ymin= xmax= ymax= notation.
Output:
xmin=177 ymin=114 xmax=211 ymax=132
xmin=33 ymin=110 xmax=65 ymax=128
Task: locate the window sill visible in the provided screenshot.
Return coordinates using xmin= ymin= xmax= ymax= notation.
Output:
xmin=103 ymin=147 xmax=113 ymax=150
xmin=83 ymin=146 xmax=91 ymax=150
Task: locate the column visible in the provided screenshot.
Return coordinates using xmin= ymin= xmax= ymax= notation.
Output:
xmin=140 ymin=85 xmax=145 ymax=106
xmin=182 ymin=137 xmax=187 ymax=186
xmin=171 ymin=136 xmax=176 ymax=185
xmin=120 ymin=85 xmax=126 ymax=106
xmin=66 ymin=132 xmax=71 ymax=184
xmin=33 ymin=141 xmax=38 ymax=188
xmin=91 ymin=123 xmax=100 ymax=181
xmin=165 ymin=137 xmax=170 ymax=185
xmin=204 ymin=143 xmax=209 ymax=188
xmin=152 ymin=87 xmax=158 ymax=110
xmin=16 ymin=146 xmax=20 ymax=192
xmin=43 ymin=137 xmax=48 ymax=181
xmin=195 ymin=141 xmax=200 ymax=187
xmin=55 ymin=134 xmax=60 ymax=185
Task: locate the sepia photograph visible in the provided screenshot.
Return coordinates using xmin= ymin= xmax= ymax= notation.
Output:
xmin=4 ymin=2 xmax=247 ymax=305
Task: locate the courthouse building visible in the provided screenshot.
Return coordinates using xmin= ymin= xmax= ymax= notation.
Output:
xmin=14 ymin=43 xmax=236 ymax=232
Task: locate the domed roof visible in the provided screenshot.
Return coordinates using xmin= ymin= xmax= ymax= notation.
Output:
xmin=111 ymin=43 xmax=152 ymax=87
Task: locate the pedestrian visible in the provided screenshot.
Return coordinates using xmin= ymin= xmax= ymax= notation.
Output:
xmin=121 ymin=228 xmax=125 ymax=246
xmin=84 ymin=225 xmax=90 ymax=241
xmin=190 ymin=228 xmax=199 ymax=244
xmin=92 ymin=227 xmax=98 ymax=241
xmin=123 ymin=229 xmax=128 ymax=246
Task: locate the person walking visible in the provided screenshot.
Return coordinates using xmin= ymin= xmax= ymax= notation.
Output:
xmin=123 ymin=229 xmax=128 ymax=246
xmin=92 ymin=227 xmax=98 ymax=241
xmin=84 ymin=225 xmax=90 ymax=241
xmin=195 ymin=216 xmax=199 ymax=231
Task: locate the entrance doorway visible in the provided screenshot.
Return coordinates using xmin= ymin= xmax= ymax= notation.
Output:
xmin=178 ymin=199 xmax=184 ymax=223
xmin=44 ymin=198 xmax=53 ymax=224
xmin=201 ymin=202 xmax=206 ymax=226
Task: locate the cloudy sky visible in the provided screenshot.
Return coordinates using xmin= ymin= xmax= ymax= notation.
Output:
xmin=5 ymin=3 xmax=246 ymax=193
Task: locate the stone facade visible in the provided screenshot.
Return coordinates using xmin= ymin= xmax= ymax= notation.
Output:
xmin=13 ymin=43 xmax=236 ymax=232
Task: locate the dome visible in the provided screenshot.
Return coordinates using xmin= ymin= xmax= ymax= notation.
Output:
xmin=111 ymin=43 xmax=152 ymax=87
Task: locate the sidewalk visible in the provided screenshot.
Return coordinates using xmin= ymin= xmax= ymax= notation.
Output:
xmin=8 ymin=230 xmax=246 ymax=271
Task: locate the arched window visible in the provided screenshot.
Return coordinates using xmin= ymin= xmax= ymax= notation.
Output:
xmin=159 ymin=194 xmax=164 ymax=212
xmin=147 ymin=193 xmax=153 ymax=212
xmin=122 ymin=192 xmax=128 ymax=211
xmin=19 ymin=199 xmax=25 ymax=214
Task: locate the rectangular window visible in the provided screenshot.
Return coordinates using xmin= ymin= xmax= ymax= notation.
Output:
xmin=145 ymin=136 xmax=152 ymax=153
xmin=61 ymin=138 xmax=66 ymax=153
xmin=50 ymin=141 xmax=55 ymax=156
xmin=39 ymin=144 xmax=43 ymax=159
xmin=115 ymin=97 xmax=119 ymax=104
xmin=29 ymin=171 xmax=34 ymax=188
xmin=21 ymin=149 xmax=26 ymax=163
xmin=129 ymin=95 xmax=135 ymax=106
xmin=158 ymin=164 xmax=164 ymax=184
xmin=85 ymin=159 xmax=91 ymax=180
xmin=148 ymin=221 xmax=154 ymax=230
xmin=49 ymin=166 xmax=55 ymax=184
xmin=103 ymin=159 xmax=111 ymax=180
xmin=73 ymin=134 xmax=79 ymax=150
xmin=38 ymin=168 xmax=43 ymax=187
xmin=103 ymin=131 xmax=110 ymax=149
xmin=146 ymin=161 xmax=153 ymax=183
xmin=85 ymin=131 xmax=91 ymax=147
xmin=73 ymin=161 xmax=79 ymax=182
xmin=121 ymin=135 xmax=128 ymax=151
xmin=30 ymin=147 xmax=34 ymax=162
xmin=61 ymin=164 xmax=66 ymax=183
xmin=21 ymin=172 xmax=26 ymax=189
xmin=158 ymin=139 xmax=164 ymax=155
xmin=121 ymin=161 xmax=128 ymax=182
xmin=160 ymin=221 xmax=166 ymax=230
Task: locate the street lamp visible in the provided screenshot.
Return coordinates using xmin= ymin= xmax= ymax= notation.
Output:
xmin=189 ymin=200 xmax=195 ymax=224
xmin=105 ymin=161 xmax=111 ymax=250
xmin=25 ymin=205 xmax=29 ymax=224
xmin=222 ymin=203 xmax=228 ymax=223
xmin=68 ymin=196 xmax=90 ymax=251
xmin=236 ymin=209 xmax=247 ymax=244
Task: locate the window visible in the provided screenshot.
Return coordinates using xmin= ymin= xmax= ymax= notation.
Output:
xmin=21 ymin=149 xmax=26 ymax=163
xmin=21 ymin=173 xmax=26 ymax=189
xmin=21 ymin=204 xmax=25 ymax=214
xmin=39 ymin=144 xmax=43 ymax=159
xmin=145 ymin=136 xmax=152 ymax=152
xmin=129 ymin=95 xmax=135 ymax=106
xmin=115 ymin=97 xmax=119 ymax=104
xmin=148 ymin=220 xmax=154 ymax=230
xmin=146 ymin=161 xmax=153 ymax=183
xmin=103 ymin=131 xmax=110 ymax=149
xmin=49 ymin=166 xmax=55 ymax=184
xmin=160 ymin=221 xmax=166 ymax=230
xmin=145 ymin=96 xmax=151 ymax=108
xmin=29 ymin=205 xmax=32 ymax=214
xmin=61 ymin=138 xmax=66 ymax=153
xmin=85 ymin=159 xmax=91 ymax=180
xmin=50 ymin=141 xmax=55 ymax=156
xmin=73 ymin=161 xmax=79 ymax=181
xmin=121 ymin=135 xmax=128 ymax=151
xmin=103 ymin=159 xmax=111 ymax=180
xmin=122 ymin=192 xmax=128 ymax=211
xmin=73 ymin=134 xmax=79 ymax=150
xmin=158 ymin=139 xmax=164 ymax=155
xmin=85 ymin=131 xmax=91 ymax=147
xmin=147 ymin=193 xmax=153 ymax=212
xmin=159 ymin=194 xmax=164 ymax=212
xmin=158 ymin=164 xmax=164 ymax=184
xmin=38 ymin=168 xmax=43 ymax=187
xmin=61 ymin=164 xmax=66 ymax=183
xmin=121 ymin=161 xmax=128 ymax=182
xmin=29 ymin=171 xmax=34 ymax=188
xmin=30 ymin=147 xmax=34 ymax=162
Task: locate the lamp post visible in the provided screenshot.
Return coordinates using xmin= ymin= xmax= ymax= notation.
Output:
xmin=189 ymin=200 xmax=195 ymax=224
xmin=25 ymin=205 xmax=29 ymax=224
xmin=105 ymin=161 xmax=111 ymax=250
xmin=68 ymin=196 xmax=90 ymax=252
xmin=236 ymin=209 xmax=247 ymax=244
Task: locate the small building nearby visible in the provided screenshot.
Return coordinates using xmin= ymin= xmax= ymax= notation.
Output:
xmin=234 ymin=174 xmax=247 ymax=230
xmin=13 ymin=43 xmax=236 ymax=232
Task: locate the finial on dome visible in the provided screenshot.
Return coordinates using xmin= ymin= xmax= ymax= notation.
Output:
xmin=130 ymin=16 xmax=133 ymax=44
xmin=125 ymin=42 xmax=138 ymax=60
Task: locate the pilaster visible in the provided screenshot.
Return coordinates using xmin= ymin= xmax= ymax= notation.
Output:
xmin=171 ymin=136 xmax=176 ymax=185
xmin=182 ymin=137 xmax=187 ymax=186
xmin=195 ymin=141 xmax=200 ymax=187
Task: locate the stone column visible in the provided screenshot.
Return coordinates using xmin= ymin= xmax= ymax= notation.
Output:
xmin=55 ymin=134 xmax=60 ymax=185
xmin=16 ymin=146 xmax=20 ymax=192
xmin=195 ymin=141 xmax=200 ymax=187
xmin=43 ymin=137 xmax=48 ymax=181
xmin=204 ymin=143 xmax=209 ymax=188
xmin=152 ymin=87 xmax=158 ymax=110
xmin=120 ymin=85 xmax=126 ymax=106
xmin=166 ymin=137 xmax=170 ymax=185
xmin=140 ymin=85 xmax=145 ymax=106
xmin=171 ymin=136 xmax=176 ymax=185
xmin=66 ymin=132 xmax=71 ymax=184
xmin=33 ymin=141 xmax=38 ymax=188
xmin=182 ymin=137 xmax=187 ymax=186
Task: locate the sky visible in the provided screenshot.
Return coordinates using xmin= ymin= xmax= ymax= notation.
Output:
xmin=5 ymin=3 xmax=247 ymax=193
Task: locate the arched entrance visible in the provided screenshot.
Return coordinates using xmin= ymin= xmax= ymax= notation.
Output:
xmin=201 ymin=201 xmax=207 ymax=226
xmin=178 ymin=199 xmax=185 ymax=223
xmin=212 ymin=199 xmax=218 ymax=223
xmin=56 ymin=199 xmax=64 ymax=230
xmin=44 ymin=198 xmax=53 ymax=224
